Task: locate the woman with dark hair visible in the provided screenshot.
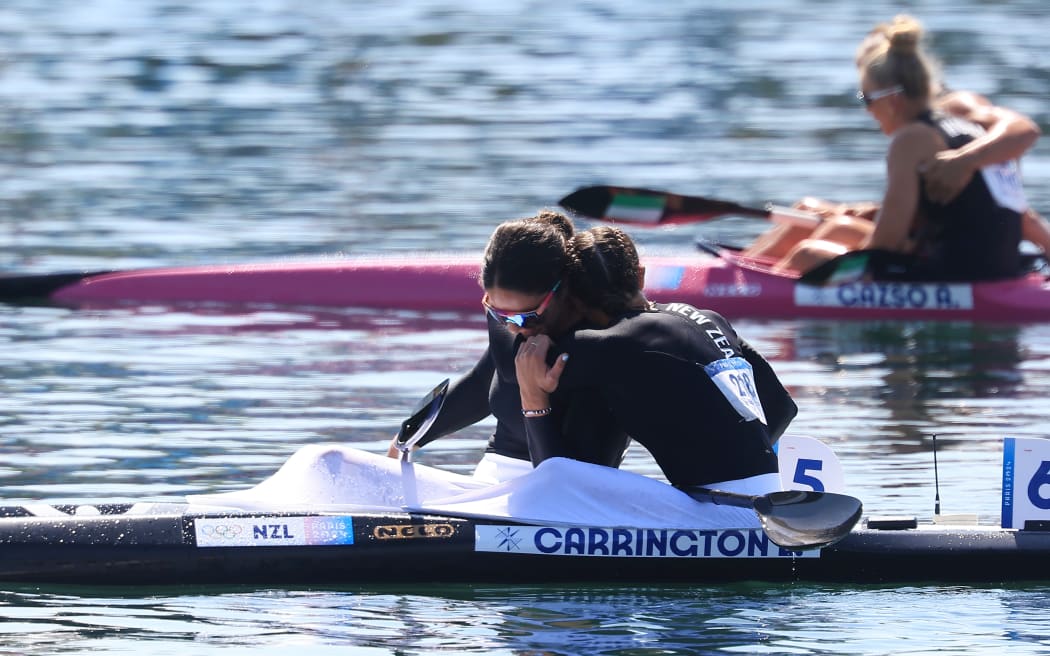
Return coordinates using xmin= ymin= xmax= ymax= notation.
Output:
xmin=386 ymin=210 xmax=630 ymax=482
xmin=389 ymin=211 xmax=794 ymax=494
xmin=516 ymin=226 xmax=796 ymax=494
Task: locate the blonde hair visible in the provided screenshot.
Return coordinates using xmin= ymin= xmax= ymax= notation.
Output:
xmin=857 ymin=15 xmax=941 ymax=102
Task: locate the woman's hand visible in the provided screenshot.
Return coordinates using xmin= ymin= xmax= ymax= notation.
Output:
xmin=515 ymin=335 xmax=568 ymax=410
xmin=793 ymin=196 xmax=844 ymax=218
xmin=795 ymin=196 xmax=879 ymax=221
xmin=841 ymin=202 xmax=880 ymax=220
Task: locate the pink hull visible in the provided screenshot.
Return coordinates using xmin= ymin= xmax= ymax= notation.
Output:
xmin=49 ymin=250 xmax=1050 ymax=322
xmin=54 ymin=254 xmax=487 ymax=312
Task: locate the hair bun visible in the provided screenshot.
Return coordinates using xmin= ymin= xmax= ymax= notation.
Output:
xmin=887 ymin=15 xmax=923 ymax=56
xmin=531 ymin=209 xmax=575 ymax=240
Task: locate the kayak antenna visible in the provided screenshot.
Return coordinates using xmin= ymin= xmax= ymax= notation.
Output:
xmin=932 ymin=434 xmax=941 ymax=517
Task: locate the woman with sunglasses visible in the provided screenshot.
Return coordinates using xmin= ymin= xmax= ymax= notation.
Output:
xmin=762 ymin=16 xmax=1026 ymax=279
xmin=514 ymin=225 xmax=796 ymax=495
xmin=386 ymin=210 xmax=630 ymax=482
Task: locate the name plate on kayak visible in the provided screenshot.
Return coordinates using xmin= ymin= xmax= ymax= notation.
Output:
xmin=794 ymin=282 xmax=974 ymax=312
xmin=195 ymin=516 xmax=355 ymax=547
xmin=475 ymin=526 xmax=817 ymax=559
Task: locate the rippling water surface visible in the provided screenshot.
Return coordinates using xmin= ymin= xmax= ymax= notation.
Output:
xmin=1 ymin=0 xmax=1050 ymax=654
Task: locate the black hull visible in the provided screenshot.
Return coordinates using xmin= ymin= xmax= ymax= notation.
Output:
xmin=1 ymin=504 xmax=1048 ymax=586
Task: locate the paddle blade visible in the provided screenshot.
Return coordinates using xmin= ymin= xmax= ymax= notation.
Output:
xmin=684 ymin=487 xmax=862 ymax=550
xmin=0 ymin=271 xmax=113 ymax=304
xmin=559 ymin=185 xmax=770 ymax=225
xmin=394 ymin=379 xmax=449 ymax=455
xmin=754 ymin=491 xmax=863 ymax=550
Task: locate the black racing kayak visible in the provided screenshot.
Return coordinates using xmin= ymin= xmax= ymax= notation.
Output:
xmin=1 ymin=502 xmax=1048 ymax=585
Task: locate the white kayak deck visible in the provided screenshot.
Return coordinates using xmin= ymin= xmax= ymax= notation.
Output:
xmin=188 ymin=445 xmax=777 ymax=529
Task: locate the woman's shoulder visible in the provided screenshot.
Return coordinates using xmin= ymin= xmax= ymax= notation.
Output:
xmin=888 ymin=121 xmax=945 ymax=160
xmin=563 ymin=311 xmax=654 ymax=349
xmin=936 ymin=89 xmax=990 ymax=116
xmin=893 ymin=118 xmax=940 ymax=139
xmin=652 ymin=302 xmax=731 ymax=325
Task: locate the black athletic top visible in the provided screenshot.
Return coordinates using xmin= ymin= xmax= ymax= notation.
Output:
xmin=415 ymin=314 xmax=629 ymax=467
xmin=912 ymin=110 xmax=1022 ymax=280
xmin=523 ymin=303 xmax=796 ymax=488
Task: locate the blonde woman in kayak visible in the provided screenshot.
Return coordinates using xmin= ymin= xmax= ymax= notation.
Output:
xmin=772 ymin=16 xmax=1024 ymax=280
xmin=748 ymin=14 xmax=1042 ymax=269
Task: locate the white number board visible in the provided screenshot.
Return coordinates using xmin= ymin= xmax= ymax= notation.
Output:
xmin=1002 ymin=437 xmax=1050 ymax=528
xmin=775 ymin=434 xmax=846 ymax=494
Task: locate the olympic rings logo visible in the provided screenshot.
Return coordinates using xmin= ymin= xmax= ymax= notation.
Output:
xmin=200 ymin=523 xmax=243 ymax=539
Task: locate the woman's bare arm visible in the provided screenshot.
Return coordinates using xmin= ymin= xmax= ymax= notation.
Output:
xmin=924 ymin=91 xmax=1040 ymax=203
xmin=866 ymin=126 xmax=942 ymax=251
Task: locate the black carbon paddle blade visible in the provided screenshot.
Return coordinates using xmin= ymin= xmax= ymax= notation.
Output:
xmin=754 ymin=490 xmax=863 ymax=550
xmin=559 ymin=185 xmax=770 ymax=225
xmin=394 ymin=378 xmax=449 ymax=454
xmin=684 ymin=487 xmax=863 ymax=551
xmin=0 ymin=271 xmax=112 ymax=304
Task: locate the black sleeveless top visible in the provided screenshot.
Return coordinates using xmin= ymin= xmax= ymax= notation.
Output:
xmin=912 ymin=110 xmax=1022 ymax=280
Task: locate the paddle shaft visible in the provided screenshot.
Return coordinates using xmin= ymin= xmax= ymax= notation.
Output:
xmin=559 ymin=185 xmax=769 ymax=225
xmin=686 ymin=487 xmax=766 ymax=509
xmin=559 ymin=185 xmax=822 ymax=229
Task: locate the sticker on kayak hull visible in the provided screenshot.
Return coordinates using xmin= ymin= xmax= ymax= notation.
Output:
xmin=195 ymin=516 xmax=354 ymax=547
xmin=643 ymin=265 xmax=686 ymax=291
xmin=794 ymin=282 xmax=973 ymax=311
xmin=475 ymin=526 xmax=817 ymax=558
xmin=703 ymin=282 xmax=762 ymax=298
xmin=372 ymin=523 xmax=456 ymax=540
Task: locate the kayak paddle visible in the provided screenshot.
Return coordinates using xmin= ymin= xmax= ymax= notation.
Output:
xmin=559 ymin=185 xmax=770 ymax=225
xmin=0 ymin=270 xmax=113 ymax=304
xmin=684 ymin=487 xmax=863 ymax=550
xmin=559 ymin=185 xmax=821 ymax=228
xmin=394 ymin=378 xmax=449 ymax=461
xmin=393 ymin=377 xmax=862 ymax=550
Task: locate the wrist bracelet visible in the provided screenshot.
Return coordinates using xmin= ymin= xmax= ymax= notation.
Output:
xmin=521 ymin=407 xmax=552 ymax=417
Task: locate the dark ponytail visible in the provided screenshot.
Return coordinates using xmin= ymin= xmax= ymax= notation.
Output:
xmin=567 ymin=226 xmax=642 ymax=317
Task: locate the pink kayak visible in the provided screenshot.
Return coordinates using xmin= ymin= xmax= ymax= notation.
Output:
xmin=4 ymin=245 xmax=1050 ymax=322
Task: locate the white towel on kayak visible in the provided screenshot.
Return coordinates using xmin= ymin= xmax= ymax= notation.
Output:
xmin=188 ymin=444 xmax=774 ymax=529
xmin=471 ymin=451 xmax=534 ymax=483
xmin=188 ymin=443 xmax=488 ymax=511
xmin=419 ymin=458 xmax=772 ymax=529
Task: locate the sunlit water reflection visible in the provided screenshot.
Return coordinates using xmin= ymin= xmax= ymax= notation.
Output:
xmin=1 ymin=0 xmax=1049 ymax=653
